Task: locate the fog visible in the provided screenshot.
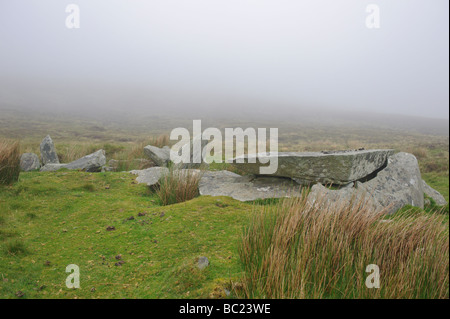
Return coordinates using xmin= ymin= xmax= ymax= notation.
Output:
xmin=0 ymin=0 xmax=448 ymax=120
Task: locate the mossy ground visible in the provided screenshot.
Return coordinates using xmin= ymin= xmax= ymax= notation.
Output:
xmin=0 ymin=171 xmax=252 ymax=299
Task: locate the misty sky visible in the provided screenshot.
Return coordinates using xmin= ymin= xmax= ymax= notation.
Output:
xmin=0 ymin=0 xmax=448 ymax=119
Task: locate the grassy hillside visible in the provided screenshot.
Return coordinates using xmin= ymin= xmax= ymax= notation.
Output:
xmin=0 ymin=171 xmax=251 ymax=299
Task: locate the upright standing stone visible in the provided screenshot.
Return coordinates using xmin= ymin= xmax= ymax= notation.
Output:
xmin=40 ymin=135 xmax=59 ymax=165
xmin=357 ymin=152 xmax=424 ymax=214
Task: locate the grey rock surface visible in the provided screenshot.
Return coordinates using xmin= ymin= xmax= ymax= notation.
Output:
xmin=40 ymin=135 xmax=59 ymax=165
xmin=144 ymin=145 xmax=171 ymax=167
xmin=306 ymin=183 xmax=374 ymax=209
xmin=228 ymin=149 xmax=394 ymax=185
xmin=40 ymin=164 xmax=67 ymax=172
xmin=130 ymin=167 xmax=169 ymax=186
xmin=199 ymin=170 xmax=302 ymax=201
xmin=357 ymin=152 xmax=424 ymax=214
xmin=20 ymin=153 xmax=40 ymax=171
xmin=197 ymin=256 xmax=209 ymax=270
xmin=422 ymin=180 xmax=447 ymax=206
xmin=40 ymin=150 xmax=106 ymax=172
xmin=130 ymin=167 xmax=202 ymax=187
xmin=64 ymin=149 xmax=106 ymax=172
xmin=107 ymin=158 xmax=153 ymax=171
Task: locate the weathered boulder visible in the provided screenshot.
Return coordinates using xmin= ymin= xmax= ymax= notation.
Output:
xmin=131 ymin=167 xmax=202 ymax=187
xmin=20 ymin=153 xmax=40 ymax=171
xmin=228 ymin=149 xmax=394 ymax=185
xmin=357 ymin=152 xmax=424 ymax=214
xmin=40 ymin=135 xmax=59 ymax=165
xmin=144 ymin=145 xmax=171 ymax=167
xmin=198 ymin=170 xmax=302 ymax=201
xmin=107 ymin=158 xmax=153 ymax=171
xmin=64 ymin=150 xmax=106 ymax=172
xmin=306 ymin=183 xmax=374 ymax=209
xmin=39 ymin=150 xmax=106 ymax=172
xmin=40 ymin=164 xmax=67 ymax=172
xmin=130 ymin=167 xmax=169 ymax=186
xmin=422 ymin=180 xmax=447 ymax=206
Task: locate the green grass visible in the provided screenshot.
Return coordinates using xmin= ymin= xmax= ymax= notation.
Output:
xmin=0 ymin=108 xmax=448 ymax=299
xmin=422 ymin=172 xmax=449 ymax=203
xmin=0 ymin=171 xmax=250 ymax=299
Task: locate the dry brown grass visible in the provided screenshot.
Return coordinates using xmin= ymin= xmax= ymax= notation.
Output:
xmin=146 ymin=134 xmax=170 ymax=149
xmin=238 ymin=194 xmax=449 ymax=299
xmin=156 ymin=168 xmax=202 ymax=206
xmin=0 ymin=139 xmax=21 ymax=185
xmin=408 ymin=147 xmax=429 ymax=161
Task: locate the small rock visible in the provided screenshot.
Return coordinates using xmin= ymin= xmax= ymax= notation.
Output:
xmin=129 ymin=167 xmax=169 ymax=187
xmin=197 ymin=256 xmax=209 ymax=270
xmin=20 ymin=153 xmax=41 ymax=171
xmin=115 ymin=255 xmax=122 ymax=260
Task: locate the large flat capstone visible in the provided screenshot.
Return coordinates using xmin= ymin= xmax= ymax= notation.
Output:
xmin=228 ymin=149 xmax=395 ymax=185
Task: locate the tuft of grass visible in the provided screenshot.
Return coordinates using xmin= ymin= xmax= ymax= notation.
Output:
xmin=238 ymin=194 xmax=449 ymax=299
xmin=81 ymin=183 xmax=96 ymax=192
xmin=25 ymin=212 xmax=37 ymax=219
xmin=156 ymin=168 xmax=201 ymax=206
xmin=4 ymin=239 xmax=28 ymax=256
xmin=0 ymin=139 xmax=21 ymax=185
xmin=409 ymin=147 xmax=429 ymax=161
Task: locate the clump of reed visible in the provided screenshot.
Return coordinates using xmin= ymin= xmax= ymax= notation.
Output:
xmin=238 ymin=194 xmax=449 ymax=299
xmin=155 ymin=166 xmax=201 ymax=206
xmin=0 ymin=140 xmax=21 ymax=185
